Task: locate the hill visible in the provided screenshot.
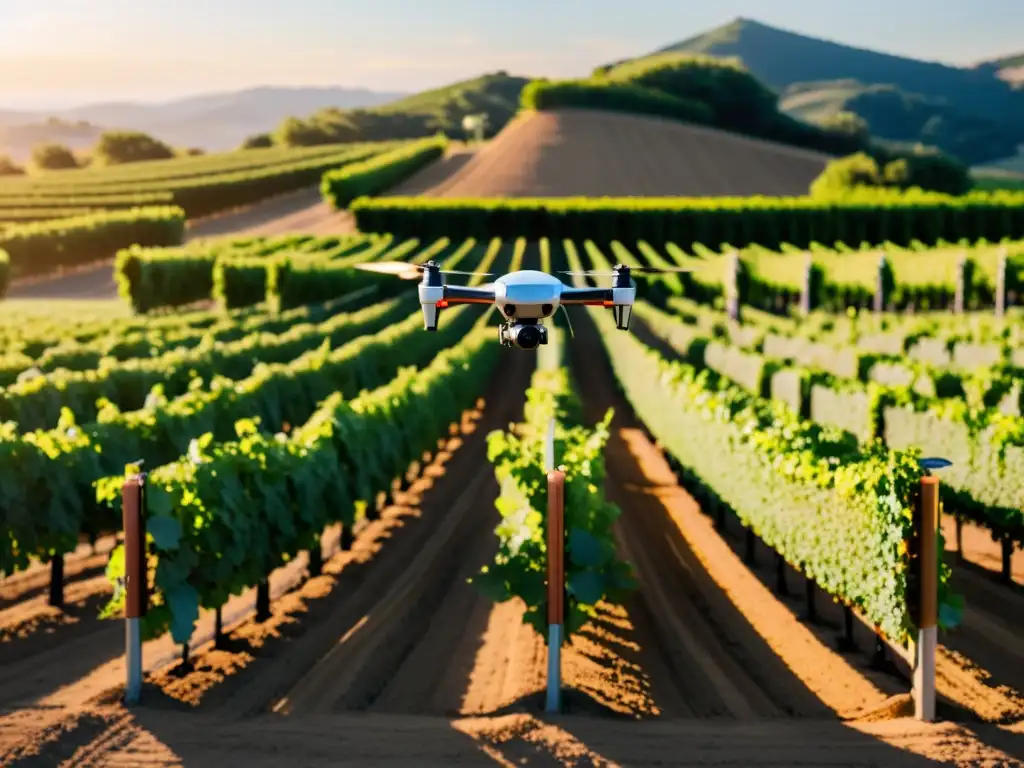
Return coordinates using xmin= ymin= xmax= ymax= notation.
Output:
xmin=387 ymin=108 xmax=829 ymax=198
xmin=0 ymin=86 xmax=409 ymax=159
xmin=609 ymin=18 xmax=1024 ymax=165
xmin=270 ymin=72 xmax=531 ymax=146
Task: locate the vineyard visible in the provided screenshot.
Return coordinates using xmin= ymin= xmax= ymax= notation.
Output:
xmin=1 ymin=107 xmax=1024 ymax=765
xmin=0 ymin=141 xmax=408 ymax=224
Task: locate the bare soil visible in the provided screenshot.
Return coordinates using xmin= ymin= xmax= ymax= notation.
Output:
xmin=9 ymin=310 xmax=1021 ymax=766
xmin=393 ymin=109 xmax=830 ymax=198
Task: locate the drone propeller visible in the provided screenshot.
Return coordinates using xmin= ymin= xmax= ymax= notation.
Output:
xmin=561 ymin=265 xmax=695 ymax=277
xmin=353 ymin=261 xmax=492 ymax=280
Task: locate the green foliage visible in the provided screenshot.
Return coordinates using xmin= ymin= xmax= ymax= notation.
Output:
xmin=811 ymin=150 xmax=971 ymax=197
xmin=473 ymin=332 xmax=634 ymax=639
xmin=639 ymin=294 xmax=1024 ymax=549
xmin=91 ymin=130 xmax=176 ymax=166
xmin=98 ymin=324 xmax=499 ymax=644
xmin=31 ymin=142 xmax=79 ymax=170
xmin=0 ymin=297 xmax=487 ymax=581
xmin=320 ymin=136 xmax=447 ymax=209
xmin=351 ymin=191 xmax=1024 ymax=249
xmin=0 ymin=142 xmax=404 ymax=222
xmin=0 ymin=206 xmax=185 ymax=281
xmin=590 ymin=300 xmax=957 ymax=643
xmin=520 ymin=79 xmax=713 ymax=124
xmin=271 ymin=73 xmax=528 ymax=146
xmin=240 ymin=133 xmax=274 ymax=149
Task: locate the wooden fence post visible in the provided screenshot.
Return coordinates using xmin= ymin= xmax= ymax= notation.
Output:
xmin=122 ymin=473 xmax=148 ymax=705
xmin=914 ymin=457 xmax=949 ymax=721
xmin=726 ymin=250 xmax=742 ymax=322
xmin=953 ymin=252 xmax=967 ymax=314
xmin=874 ymin=252 xmax=888 ymax=313
xmin=545 ymin=470 xmax=565 ymax=714
xmin=995 ymin=247 xmax=1007 ymax=318
xmin=800 ymin=251 xmax=813 ymax=316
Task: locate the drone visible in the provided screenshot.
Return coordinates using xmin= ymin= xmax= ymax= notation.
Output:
xmin=353 ymin=259 xmax=693 ymax=349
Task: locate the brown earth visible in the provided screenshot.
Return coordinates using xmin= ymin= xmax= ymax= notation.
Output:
xmin=387 ymin=108 xmax=831 ymax=198
xmin=6 ymin=293 xmax=1021 ymax=765
xmin=625 ymin=305 xmax=1024 ymax=725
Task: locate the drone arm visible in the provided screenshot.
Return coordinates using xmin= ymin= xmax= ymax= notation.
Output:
xmin=440 ymin=285 xmax=495 ymax=305
xmin=558 ymin=287 xmax=614 ymax=305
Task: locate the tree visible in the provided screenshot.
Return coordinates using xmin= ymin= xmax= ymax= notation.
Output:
xmin=91 ymin=130 xmax=175 ymax=165
xmin=809 ymin=152 xmax=881 ymax=195
xmin=0 ymin=155 xmax=25 ymax=175
xmin=31 ymin=143 xmax=79 ymax=170
xmin=240 ymin=133 xmax=273 ymax=149
xmin=820 ymin=111 xmax=871 ymax=144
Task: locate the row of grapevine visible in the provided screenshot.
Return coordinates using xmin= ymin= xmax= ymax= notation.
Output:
xmin=0 ymin=142 xmax=407 ymax=223
xmin=114 ymin=232 xmax=425 ymax=313
xmin=642 ymin=298 xmax=1024 ymax=561
xmin=97 ymin=320 xmax=501 ymax=644
xmin=566 ymin=242 xmax=960 ymax=645
xmin=0 ymin=206 xmax=185 ymax=286
xmin=580 ymin=239 xmax=1024 ymax=558
xmin=321 ymin=136 xmax=448 ymax=209
xmin=1 ymin=242 xmax=509 ymax=582
xmin=2 ymin=239 xmax=499 ymax=431
xmin=0 ymin=143 xmax=396 ymax=193
xmin=0 ymin=267 xmax=353 ymax=372
xmin=473 ymin=328 xmax=635 ymax=638
xmin=351 ymin=189 xmax=1024 ymax=249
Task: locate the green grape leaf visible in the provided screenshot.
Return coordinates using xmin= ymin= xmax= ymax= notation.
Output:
xmin=147 ymin=515 xmax=182 ymax=551
xmin=567 ymin=527 xmax=609 ymax=568
xmin=165 ymin=583 xmax=200 ymax=645
xmin=567 ymin=569 xmax=604 ymax=606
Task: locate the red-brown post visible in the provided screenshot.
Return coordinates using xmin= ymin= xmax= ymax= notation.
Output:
xmin=914 ymin=475 xmax=939 ymax=721
xmin=122 ymin=474 xmax=147 ymax=704
xmin=545 ymin=470 xmax=565 ymax=713
xmin=122 ymin=476 xmax=147 ymax=619
xmin=546 ymin=471 xmax=565 ymax=626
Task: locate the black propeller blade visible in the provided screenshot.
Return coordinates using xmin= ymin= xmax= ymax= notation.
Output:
xmin=560 ymin=265 xmax=694 ymax=277
xmin=353 ymin=261 xmax=492 ymax=281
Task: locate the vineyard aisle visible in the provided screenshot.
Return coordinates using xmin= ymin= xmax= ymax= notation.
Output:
xmin=4 ymin=186 xmax=355 ymax=301
xmin=1 ymin=329 xmax=1022 ymax=765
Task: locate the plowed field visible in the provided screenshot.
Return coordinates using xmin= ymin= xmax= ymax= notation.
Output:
xmin=389 ymin=109 xmax=831 ymax=198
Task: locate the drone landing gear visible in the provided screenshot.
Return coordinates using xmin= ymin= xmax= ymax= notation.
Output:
xmin=499 ymin=319 xmax=548 ymax=350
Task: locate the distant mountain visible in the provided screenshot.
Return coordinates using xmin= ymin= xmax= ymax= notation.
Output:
xmin=0 ymin=86 xmax=409 ymax=160
xmin=608 ymin=18 xmax=1024 ymax=165
xmin=979 ymin=52 xmax=1024 ymax=85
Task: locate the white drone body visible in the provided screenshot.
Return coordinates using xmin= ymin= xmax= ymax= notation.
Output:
xmin=356 ymin=259 xmax=685 ymax=350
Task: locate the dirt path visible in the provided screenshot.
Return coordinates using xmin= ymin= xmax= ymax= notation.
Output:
xmin=5 ymin=187 xmax=354 ymax=301
xmin=7 ymin=316 xmax=1021 ymax=765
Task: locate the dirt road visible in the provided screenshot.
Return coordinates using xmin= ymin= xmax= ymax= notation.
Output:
xmin=5 ymin=187 xmax=355 ymax=301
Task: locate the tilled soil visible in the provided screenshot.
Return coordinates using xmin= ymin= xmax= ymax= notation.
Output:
xmin=399 ymin=109 xmax=830 ymax=198
xmin=5 ymin=315 xmax=1022 ymax=764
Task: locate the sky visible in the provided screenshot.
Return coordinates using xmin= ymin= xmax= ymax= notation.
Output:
xmin=1 ymin=0 xmax=1022 ymax=109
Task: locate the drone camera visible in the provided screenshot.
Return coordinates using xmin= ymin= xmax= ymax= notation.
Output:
xmin=499 ymin=320 xmax=548 ymax=350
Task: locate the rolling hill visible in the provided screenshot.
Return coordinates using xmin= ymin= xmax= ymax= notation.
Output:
xmin=387 ymin=108 xmax=829 ymax=198
xmin=607 ymin=18 xmax=1024 ymax=166
xmin=0 ymin=86 xmax=409 ymax=160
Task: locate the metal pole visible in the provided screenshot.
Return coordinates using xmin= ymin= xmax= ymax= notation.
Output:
xmin=914 ymin=475 xmax=939 ymax=721
xmin=545 ymin=470 xmax=565 ymax=713
xmin=122 ymin=474 xmax=147 ymax=705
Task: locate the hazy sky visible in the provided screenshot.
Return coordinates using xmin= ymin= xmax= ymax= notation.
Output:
xmin=1 ymin=0 xmax=1021 ymax=109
